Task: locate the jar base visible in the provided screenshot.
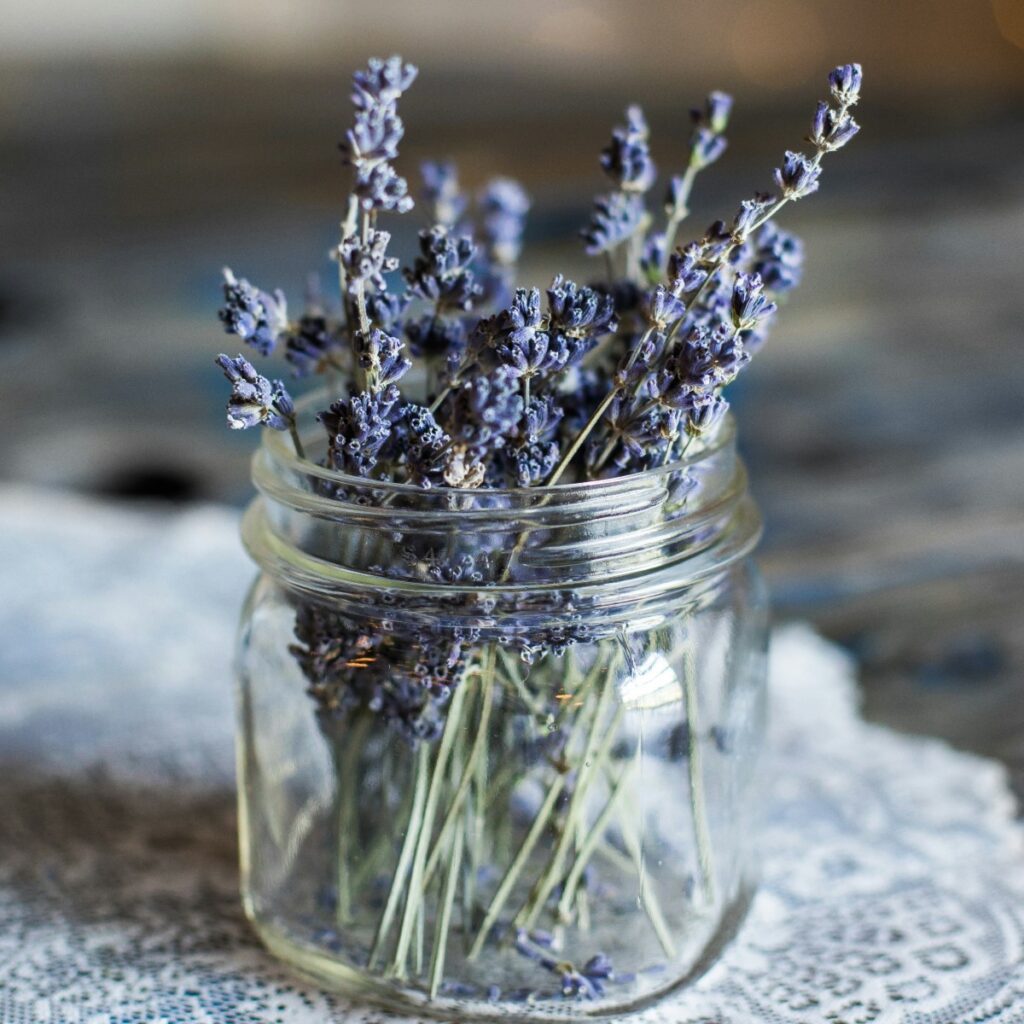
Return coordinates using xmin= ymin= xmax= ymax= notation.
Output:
xmin=246 ymin=880 xmax=755 ymax=1022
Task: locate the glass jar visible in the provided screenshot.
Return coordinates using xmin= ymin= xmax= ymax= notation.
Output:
xmin=235 ymin=398 xmax=768 ymax=1021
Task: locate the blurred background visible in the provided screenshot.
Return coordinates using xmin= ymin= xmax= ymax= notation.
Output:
xmin=1 ymin=1 xmax=1022 ymax=788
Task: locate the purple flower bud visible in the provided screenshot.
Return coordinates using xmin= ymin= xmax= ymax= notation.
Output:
xmin=828 ymin=63 xmax=863 ymax=106
xmin=356 ymin=327 xmax=411 ymax=390
xmin=216 ymin=353 xmax=294 ymax=431
xmin=642 ymin=284 xmax=686 ymax=330
xmin=600 ymin=105 xmax=656 ymax=193
xmin=334 ymin=230 xmax=399 ymax=295
xmin=400 ymin=404 xmax=452 ymax=488
xmin=355 ymin=161 xmax=414 ymax=214
xmin=753 ymin=222 xmax=804 ymax=293
xmin=667 ymin=244 xmax=708 ymax=295
xmin=731 ymin=193 xmax=776 ymax=239
xmin=404 ymin=228 xmax=481 ymax=311
xmin=218 ymin=268 xmax=288 ymax=356
xmin=773 ymin=150 xmax=821 ymax=199
xmin=692 ymin=90 xmax=733 ymax=135
xmin=351 ymin=56 xmax=418 ymax=109
xmin=686 ymin=390 xmax=729 ymax=437
xmin=479 ymin=178 xmax=531 ymax=266
xmin=581 ymin=192 xmax=645 ymax=255
xmin=420 ymin=160 xmax=467 ymax=228
xmin=731 ymin=273 xmax=777 ymax=330
xmin=284 ymin=315 xmax=345 ymax=377
xmin=320 ymin=389 xmax=399 ymax=477
xmin=810 ymin=102 xmax=861 ymax=152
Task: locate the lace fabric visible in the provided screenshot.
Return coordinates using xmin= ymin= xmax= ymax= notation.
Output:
xmin=0 ymin=487 xmax=1021 ymax=1024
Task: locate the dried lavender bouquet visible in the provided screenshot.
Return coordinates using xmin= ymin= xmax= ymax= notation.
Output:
xmin=218 ymin=57 xmax=862 ymax=1014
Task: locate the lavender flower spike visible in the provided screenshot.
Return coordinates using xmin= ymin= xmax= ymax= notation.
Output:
xmin=216 ymin=354 xmax=294 ymax=431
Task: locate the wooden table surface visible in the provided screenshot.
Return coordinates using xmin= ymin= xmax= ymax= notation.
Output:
xmin=1 ymin=61 xmax=1021 ymax=801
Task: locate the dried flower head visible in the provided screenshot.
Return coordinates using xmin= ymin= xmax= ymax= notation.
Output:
xmin=215 ymin=353 xmax=294 ymax=430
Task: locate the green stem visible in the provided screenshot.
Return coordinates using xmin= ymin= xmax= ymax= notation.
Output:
xmin=334 ymin=714 xmax=370 ymax=924
xmin=618 ymin=802 xmax=678 ymax=959
xmin=287 ymin=419 xmax=306 ymax=460
xmin=368 ymin=742 xmax=430 ymax=970
xmin=391 ymin=681 xmax=468 ymax=978
xmin=556 ymin=754 xmax=638 ymax=923
xmin=421 ymin=649 xmax=496 ymax=890
xmin=468 ymin=774 xmax=567 ymax=960
xmin=428 ymin=825 xmax=464 ymax=999
xmin=683 ymin=644 xmax=715 ymax=904
xmin=516 ymin=694 xmax=623 ymax=932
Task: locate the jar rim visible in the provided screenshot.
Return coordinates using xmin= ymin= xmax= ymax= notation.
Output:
xmin=260 ymin=388 xmax=737 ymax=500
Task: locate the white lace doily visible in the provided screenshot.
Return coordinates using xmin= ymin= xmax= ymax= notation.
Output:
xmin=1 ymin=487 xmax=1022 ymax=1024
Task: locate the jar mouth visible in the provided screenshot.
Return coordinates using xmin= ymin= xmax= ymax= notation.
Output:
xmin=243 ymin=388 xmax=762 ymax=615
xmin=260 ymin=388 xmax=737 ymax=500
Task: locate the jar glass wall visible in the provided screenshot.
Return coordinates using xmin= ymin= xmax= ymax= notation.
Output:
xmin=234 ymin=406 xmax=768 ymax=1020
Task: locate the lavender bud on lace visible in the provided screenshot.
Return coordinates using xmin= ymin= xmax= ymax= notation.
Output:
xmin=216 ymin=354 xmax=294 ymax=430
xmin=642 ymin=284 xmax=686 ymax=330
xmin=828 ymin=63 xmax=863 ymax=106
xmin=402 ymin=404 xmax=451 ymax=488
xmin=479 ymin=178 xmax=531 ymax=265
xmin=561 ymin=954 xmax=614 ymax=1000
xmin=581 ymin=192 xmax=645 ymax=256
xmin=320 ymin=390 xmax=397 ymax=476
xmin=404 ymin=228 xmax=481 ymax=311
xmin=731 ymin=273 xmax=777 ymax=330
xmin=284 ymin=315 xmax=345 ymax=377
xmin=774 ymin=151 xmax=821 ymax=199
xmin=334 ymin=230 xmax=399 ymax=295
xmin=218 ymin=268 xmax=288 ymax=356
xmin=421 ymin=160 xmax=467 ymax=228
xmin=810 ymin=101 xmax=861 ymax=152
xmin=600 ymin=105 xmax=656 ymax=192
xmin=753 ymin=222 xmax=804 ymax=292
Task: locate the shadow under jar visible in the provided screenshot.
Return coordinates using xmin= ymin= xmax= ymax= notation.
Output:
xmin=236 ymin=404 xmax=768 ymax=1021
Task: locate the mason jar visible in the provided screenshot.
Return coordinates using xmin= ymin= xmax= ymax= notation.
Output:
xmin=235 ymin=395 xmax=768 ymax=1020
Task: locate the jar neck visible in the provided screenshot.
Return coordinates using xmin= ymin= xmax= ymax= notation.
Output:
xmin=241 ymin=408 xmax=761 ymax=621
